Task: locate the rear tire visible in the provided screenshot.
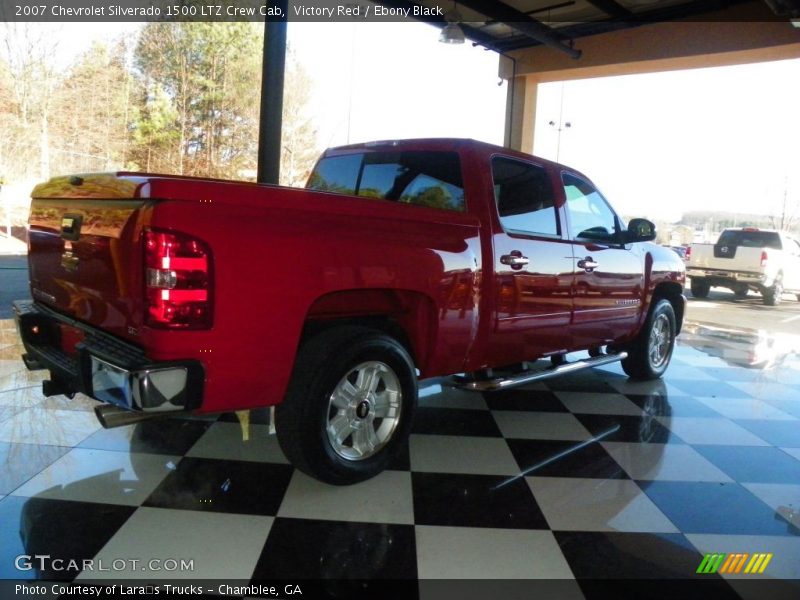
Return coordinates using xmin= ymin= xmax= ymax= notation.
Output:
xmin=276 ymin=326 xmax=417 ymax=485
xmin=763 ymin=277 xmax=783 ymax=306
xmin=690 ymin=279 xmax=710 ymax=298
xmin=621 ymin=299 xmax=676 ymax=381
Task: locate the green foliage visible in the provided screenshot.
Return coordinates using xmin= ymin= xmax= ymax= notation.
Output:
xmin=401 ymin=185 xmax=456 ymax=210
xmin=0 ymin=23 xmax=318 ymax=184
xmin=130 ymin=22 xmax=264 ymax=177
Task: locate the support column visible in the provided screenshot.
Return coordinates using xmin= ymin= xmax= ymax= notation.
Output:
xmin=503 ymin=74 xmax=538 ymax=155
xmin=257 ymin=0 xmax=288 ymax=185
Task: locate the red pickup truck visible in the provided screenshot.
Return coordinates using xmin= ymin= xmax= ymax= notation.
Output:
xmin=15 ymin=138 xmax=685 ymax=484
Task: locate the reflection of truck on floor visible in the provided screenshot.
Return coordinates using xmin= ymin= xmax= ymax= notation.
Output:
xmin=686 ymin=228 xmax=800 ymax=306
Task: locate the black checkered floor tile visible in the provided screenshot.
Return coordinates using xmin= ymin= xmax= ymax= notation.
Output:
xmin=1 ymin=318 xmax=799 ymax=598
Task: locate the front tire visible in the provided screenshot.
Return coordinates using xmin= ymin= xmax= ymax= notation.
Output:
xmin=276 ymin=326 xmax=417 ymax=485
xmin=621 ymin=299 xmax=676 ymax=380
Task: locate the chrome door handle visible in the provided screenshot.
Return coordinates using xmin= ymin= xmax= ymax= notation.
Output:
xmin=500 ymin=252 xmax=529 ymax=269
xmin=577 ymin=257 xmax=599 ymax=271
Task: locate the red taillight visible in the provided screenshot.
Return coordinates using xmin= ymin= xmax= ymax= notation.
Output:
xmin=144 ymin=229 xmax=212 ymax=329
xmin=685 ymin=246 xmax=691 ymax=261
xmin=761 ymin=250 xmax=769 ymax=268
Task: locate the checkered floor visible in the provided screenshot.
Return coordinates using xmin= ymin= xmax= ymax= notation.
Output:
xmin=1 ymin=317 xmax=799 ymax=599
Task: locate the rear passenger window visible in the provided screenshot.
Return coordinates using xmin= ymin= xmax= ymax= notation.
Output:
xmin=716 ymin=230 xmax=782 ymax=249
xmin=307 ymin=151 xmax=465 ymax=212
xmin=492 ymin=157 xmax=558 ymax=236
xmin=306 ymin=154 xmax=360 ymax=195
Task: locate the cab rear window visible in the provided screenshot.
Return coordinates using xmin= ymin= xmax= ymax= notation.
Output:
xmin=307 ymin=151 xmax=465 ymax=212
xmin=716 ymin=230 xmax=781 ymax=249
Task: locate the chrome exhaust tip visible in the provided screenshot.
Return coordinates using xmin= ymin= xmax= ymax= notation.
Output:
xmin=94 ymin=404 xmax=186 ymax=429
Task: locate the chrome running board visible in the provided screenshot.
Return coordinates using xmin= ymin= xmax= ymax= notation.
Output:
xmin=456 ymin=352 xmax=628 ymax=392
xmin=94 ymin=404 xmax=190 ymax=428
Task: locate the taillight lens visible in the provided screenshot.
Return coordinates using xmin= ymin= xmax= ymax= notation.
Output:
xmin=144 ymin=229 xmax=212 ymax=329
xmin=761 ymin=250 xmax=769 ymax=268
xmin=684 ymin=246 xmax=691 ymax=261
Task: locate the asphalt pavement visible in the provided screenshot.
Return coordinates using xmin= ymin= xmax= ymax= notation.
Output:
xmin=0 ymin=255 xmax=29 ymax=319
xmin=685 ymin=286 xmax=800 ymax=337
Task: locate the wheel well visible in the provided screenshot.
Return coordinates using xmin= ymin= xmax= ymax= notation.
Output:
xmin=652 ymin=282 xmax=685 ymax=334
xmin=301 ymin=289 xmax=438 ymax=373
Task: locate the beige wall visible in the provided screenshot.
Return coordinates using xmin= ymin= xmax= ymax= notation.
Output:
xmin=502 ymin=0 xmax=800 ymax=153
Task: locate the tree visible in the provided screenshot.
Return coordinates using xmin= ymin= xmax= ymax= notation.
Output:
xmin=1 ymin=22 xmax=319 ymax=187
xmin=0 ymin=23 xmax=60 ymax=181
xmin=50 ymin=40 xmax=136 ymax=174
xmin=131 ymin=22 xmax=263 ymax=178
xmin=280 ymin=49 xmax=319 ymax=187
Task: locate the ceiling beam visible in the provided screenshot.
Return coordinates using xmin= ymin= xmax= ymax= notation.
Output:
xmin=584 ymin=0 xmax=632 ymax=19
xmin=494 ymin=0 xmax=759 ymax=53
xmin=372 ymin=0 xmax=503 ymax=51
xmin=762 ymin=0 xmax=800 ymax=17
xmin=455 ymin=0 xmax=582 ymax=58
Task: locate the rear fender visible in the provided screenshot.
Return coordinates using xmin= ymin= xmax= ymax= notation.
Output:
xmin=304 ymin=289 xmax=439 ymax=375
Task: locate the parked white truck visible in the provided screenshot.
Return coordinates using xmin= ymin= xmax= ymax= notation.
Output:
xmin=686 ymin=228 xmax=800 ymax=306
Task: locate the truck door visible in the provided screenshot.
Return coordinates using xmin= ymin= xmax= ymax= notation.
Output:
xmin=562 ymin=173 xmax=644 ymax=348
xmin=488 ymin=157 xmax=575 ymax=364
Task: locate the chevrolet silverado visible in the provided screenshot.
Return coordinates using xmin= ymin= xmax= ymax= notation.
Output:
xmin=15 ymin=138 xmax=686 ymax=484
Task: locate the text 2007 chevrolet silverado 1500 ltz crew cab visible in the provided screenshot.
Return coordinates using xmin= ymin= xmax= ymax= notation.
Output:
xmin=15 ymin=139 xmax=686 ymax=484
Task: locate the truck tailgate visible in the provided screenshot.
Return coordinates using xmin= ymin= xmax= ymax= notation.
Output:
xmin=690 ymin=244 xmax=763 ymax=273
xmin=27 ymin=175 xmax=149 ymax=342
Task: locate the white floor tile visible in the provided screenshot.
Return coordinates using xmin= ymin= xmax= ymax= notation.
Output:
xmin=695 ymin=397 xmax=796 ymax=421
xmin=0 ymin=407 xmax=101 ymax=446
xmin=80 ymin=507 xmax=273 ymax=579
xmin=0 ymin=386 xmax=45 ymax=409
xmin=415 ymin=525 xmax=575 ymax=579
xmin=492 ymin=411 xmax=592 ymax=441
xmin=409 ymin=435 xmax=519 ymax=476
xmin=527 ymin=476 xmax=679 ymax=533
xmin=601 ymin=442 xmax=733 ymax=482
xmin=658 ymin=417 xmax=769 ymax=446
xmin=11 ymin=447 xmax=179 ymax=506
xmin=741 ymin=482 xmax=800 ymax=530
xmin=278 ymin=470 xmax=413 ymax=524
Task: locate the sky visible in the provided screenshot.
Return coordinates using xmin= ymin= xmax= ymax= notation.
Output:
xmin=7 ymin=19 xmax=800 ymax=223
xmin=533 ymin=59 xmax=800 ymax=222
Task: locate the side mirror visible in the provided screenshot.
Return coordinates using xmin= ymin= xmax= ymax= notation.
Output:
xmin=625 ymin=218 xmax=656 ymax=243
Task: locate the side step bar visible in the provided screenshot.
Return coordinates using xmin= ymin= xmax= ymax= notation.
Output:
xmin=94 ymin=405 xmax=190 ymax=429
xmin=456 ymin=352 xmax=628 ymax=392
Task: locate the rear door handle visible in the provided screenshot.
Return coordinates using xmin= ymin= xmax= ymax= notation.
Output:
xmin=577 ymin=257 xmax=599 ymax=272
xmin=500 ymin=251 xmax=529 ymax=270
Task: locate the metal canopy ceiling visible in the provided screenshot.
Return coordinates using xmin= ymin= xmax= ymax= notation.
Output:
xmin=375 ymin=0 xmax=800 ymax=56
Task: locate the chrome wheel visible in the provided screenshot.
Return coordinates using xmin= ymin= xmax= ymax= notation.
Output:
xmin=326 ymin=361 xmax=402 ymax=461
xmin=648 ymin=313 xmax=671 ymax=369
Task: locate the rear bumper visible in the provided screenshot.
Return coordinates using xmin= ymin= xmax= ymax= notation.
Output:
xmin=13 ymin=300 xmax=204 ymax=413
xmin=686 ymin=268 xmax=769 ymax=286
